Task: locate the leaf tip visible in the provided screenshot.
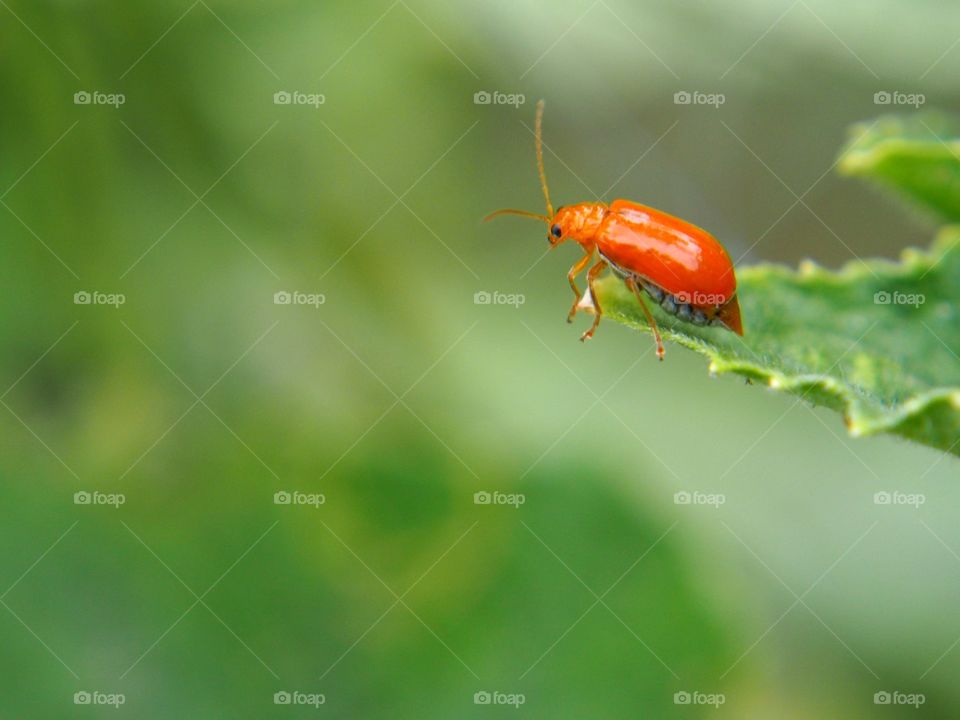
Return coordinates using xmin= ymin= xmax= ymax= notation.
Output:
xmin=847 ymin=422 xmax=865 ymax=438
xmin=901 ymin=247 xmax=922 ymax=264
xmin=799 ymin=260 xmax=819 ymax=276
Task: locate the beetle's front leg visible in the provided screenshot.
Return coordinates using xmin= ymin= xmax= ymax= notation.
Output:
xmin=566 ymin=249 xmax=594 ymax=322
xmin=580 ymin=260 xmax=608 ymax=341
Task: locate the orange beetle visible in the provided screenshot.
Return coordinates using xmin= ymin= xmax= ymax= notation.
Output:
xmin=486 ymin=100 xmax=743 ymax=360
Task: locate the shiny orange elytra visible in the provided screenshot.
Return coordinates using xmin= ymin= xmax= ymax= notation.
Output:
xmin=485 ymin=100 xmax=743 ymax=361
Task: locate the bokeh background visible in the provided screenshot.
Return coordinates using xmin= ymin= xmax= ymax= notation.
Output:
xmin=2 ymin=0 xmax=960 ymax=717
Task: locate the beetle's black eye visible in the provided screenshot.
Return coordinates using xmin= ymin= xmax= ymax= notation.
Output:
xmin=551 ymin=224 xmax=562 ymax=238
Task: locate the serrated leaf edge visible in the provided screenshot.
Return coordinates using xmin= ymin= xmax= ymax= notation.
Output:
xmin=598 ymin=228 xmax=960 ymax=451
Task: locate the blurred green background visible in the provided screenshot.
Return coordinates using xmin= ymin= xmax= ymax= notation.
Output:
xmin=2 ymin=0 xmax=960 ymax=717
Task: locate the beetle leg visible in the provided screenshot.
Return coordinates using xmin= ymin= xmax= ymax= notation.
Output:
xmin=566 ymin=249 xmax=594 ymax=322
xmin=625 ymin=276 xmax=665 ymax=361
xmin=579 ymin=260 xmax=607 ymax=342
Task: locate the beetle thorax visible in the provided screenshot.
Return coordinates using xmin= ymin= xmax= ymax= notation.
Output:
xmin=555 ymin=203 xmax=608 ymax=246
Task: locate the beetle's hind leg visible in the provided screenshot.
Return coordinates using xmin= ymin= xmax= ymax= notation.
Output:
xmin=579 ymin=260 xmax=607 ymax=342
xmin=565 ymin=249 xmax=594 ymax=323
xmin=625 ymin=276 xmax=665 ymax=361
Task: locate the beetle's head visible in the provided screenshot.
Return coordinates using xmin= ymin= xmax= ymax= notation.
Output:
xmin=548 ymin=204 xmax=608 ymax=247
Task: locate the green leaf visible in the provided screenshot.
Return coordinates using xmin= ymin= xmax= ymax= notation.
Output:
xmin=594 ymin=229 xmax=960 ymax=456
xmin=839 ymin=113 xmax=960 ymax=221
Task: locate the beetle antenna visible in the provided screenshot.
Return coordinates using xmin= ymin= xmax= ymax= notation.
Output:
xmin=482 ymin=208 xmax=550 ymax=223
xmin=535 ymin=99 xmax=554 ymax=219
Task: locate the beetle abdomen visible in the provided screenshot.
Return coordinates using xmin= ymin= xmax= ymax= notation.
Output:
xmin=600 ymin=251 xmax=738 ymax=331
xmin=638 ymin=279 xmax=711 ymax=326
